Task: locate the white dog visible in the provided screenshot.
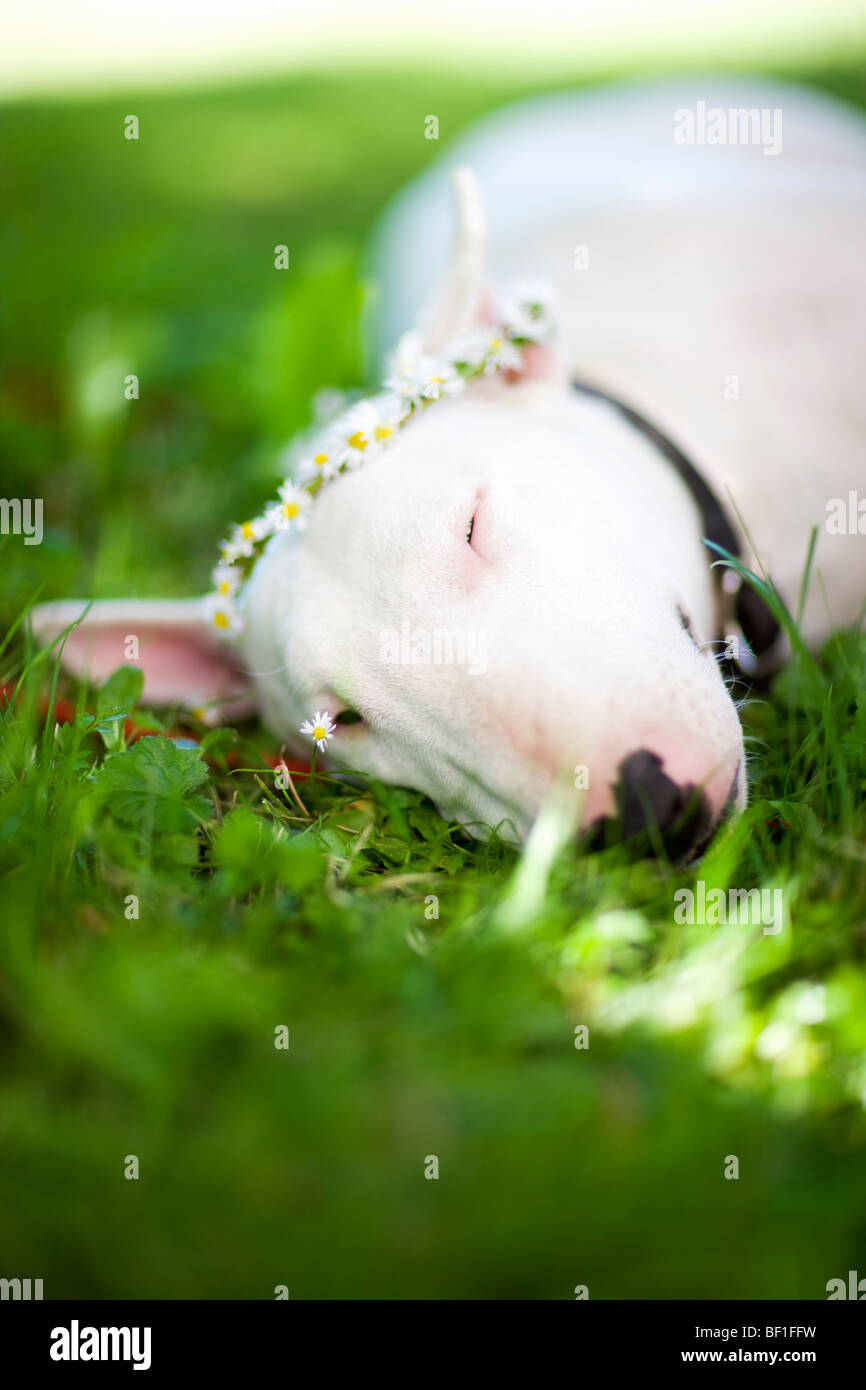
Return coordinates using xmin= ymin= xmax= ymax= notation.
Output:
xmin=33 ymin=77 xmax=866 ymax=855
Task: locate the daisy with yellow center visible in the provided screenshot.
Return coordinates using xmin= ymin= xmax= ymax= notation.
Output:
xmin=339 ymin=402 xmax=384 ymax=468
xmin=204 ymin=591 xmax=242 ymax=636
xmin=427 ymin=368 xmax=463 ymax=399
xmin=222 ymin=516 xmax=268 ymax=562
xmin=266 ymin=482 xmax=312 ymax=532
xmin=297 ymin=450 xmax=339 ymax=485
xmin=211 ymin=561 xmax=241 ymax=598
xmin=385 ymin=355 xmax=465 ymax=406
xmin=191 ymin=702 xmax=222 ymax=728
xmin=299 ymin=710 xmax=337 ymax=752
xmin=484 ymin=334 xmax=524 ymax=374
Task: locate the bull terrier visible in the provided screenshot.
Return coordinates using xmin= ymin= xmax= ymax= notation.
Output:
xmin=32 ymin=76 xmax=866 ymax=856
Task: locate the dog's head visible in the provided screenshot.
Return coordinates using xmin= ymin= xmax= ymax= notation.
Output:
xmin=33 ymin=173 xmax=746 ymax=855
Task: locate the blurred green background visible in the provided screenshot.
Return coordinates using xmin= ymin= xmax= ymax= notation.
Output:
xmin=1 ymin=48 xmax=866 ymax=1299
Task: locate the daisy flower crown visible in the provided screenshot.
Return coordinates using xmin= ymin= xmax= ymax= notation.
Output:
xmin=206 ymin=282 xmax=556 ymax=639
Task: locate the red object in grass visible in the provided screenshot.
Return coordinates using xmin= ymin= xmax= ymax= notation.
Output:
xmin=262 ymin=751 xmax=311 ymax=775
xmin=9 ymin=685 xmax=313 ymax=773
xmin=764 ymin=815 xmax=790 ymax=841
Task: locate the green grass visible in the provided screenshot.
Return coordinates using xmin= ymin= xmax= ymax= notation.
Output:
xmin=1 ymin=60 xmax=866 ymax=1300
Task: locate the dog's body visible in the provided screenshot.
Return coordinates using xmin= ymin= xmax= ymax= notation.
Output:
xmin=375 ymin=76 xmax=866 ymax=646
xmin=33 ymin=77 xmax=866 ymax=850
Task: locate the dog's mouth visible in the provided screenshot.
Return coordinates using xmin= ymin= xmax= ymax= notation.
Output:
xmin=581 ymin=754 xmax=743 ymax=863
xmin=685 ymin=761 xmax=743 ymax=862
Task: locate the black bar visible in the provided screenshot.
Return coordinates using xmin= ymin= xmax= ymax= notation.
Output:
xmin=2 ymin=1298 xmax=862 ymax=1375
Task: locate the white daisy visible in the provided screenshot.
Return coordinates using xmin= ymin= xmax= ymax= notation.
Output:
xmin=204 ymin=591 xmax=242 ymax=637
xmin=334 ymin=401 xmax=383 ymax=469
xmin=190 ymin=700 xmax=223 ymax=728
xmin=449 ymin=332 xmax=493 ymax=372
xmin=420 ymin=359 xmax=465 ymax=401
xmin=296 ymin=447 xmax=340 ymax=486
xmin=266 ymin=482 xmax=313 ymax=532
xmin=299 ymin=709 xmax=337 ymax=752
xmin=386 ymin=355 xmax=465 ymax=407
xmin=221 ymin=516 xmax=271 ymax=562
xmin=211 ymin=560 xmax=242 ymax=599
xmin=483 ymin=334 xmax=524 ymax=374
xmin=501 ymin=280 xmax=555 ymax=342
xmin=370 ymin=390 xmax=409 ymax=445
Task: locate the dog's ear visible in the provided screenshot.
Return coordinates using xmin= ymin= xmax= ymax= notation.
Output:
xmin=419 ymin=168 xmax=567 ymax=388
xmin=29 ymin=598 xmax=254 ymax=718
xmin=418 ymin=167 xmax=487 ymax=353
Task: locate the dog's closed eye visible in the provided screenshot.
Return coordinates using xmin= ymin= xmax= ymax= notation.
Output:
xmin=456 ymin=490 xmax=484 ymax=553
xmin=333 ymin=708 xmax=364 ymax=726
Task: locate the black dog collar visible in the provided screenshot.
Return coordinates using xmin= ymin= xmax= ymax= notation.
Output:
xmin=571 ymin=379 xmax=785 ymax=679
